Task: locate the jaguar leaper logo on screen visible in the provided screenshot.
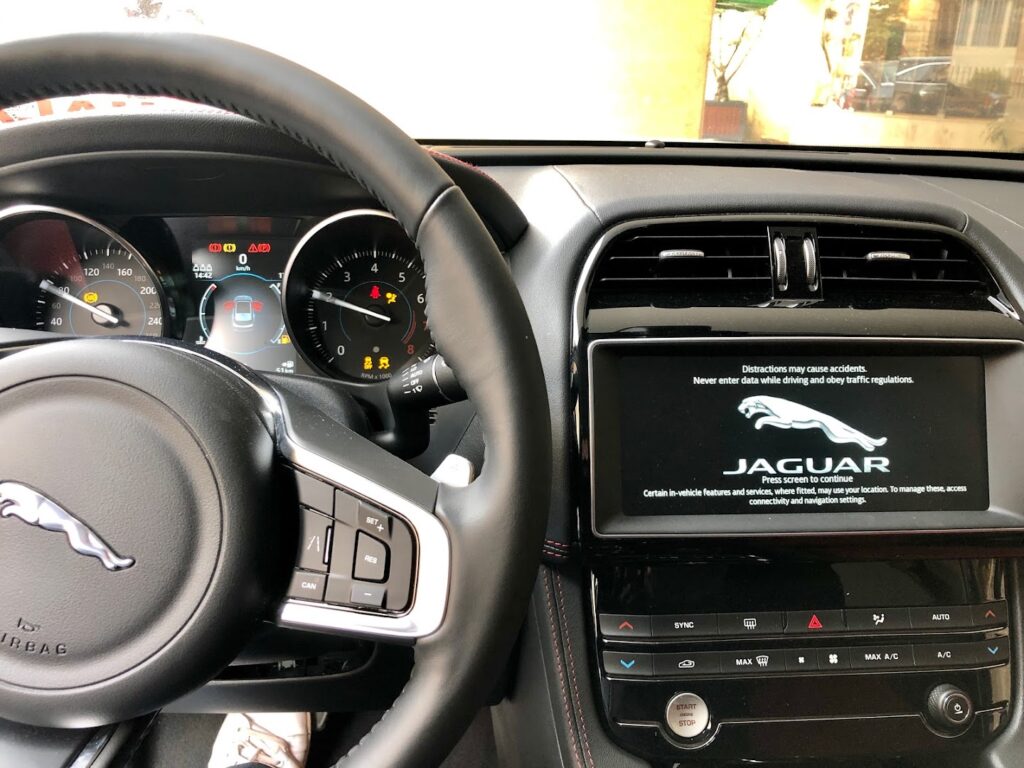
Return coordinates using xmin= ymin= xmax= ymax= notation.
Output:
xmin=737 ymin=395 xmax=887 ymax=451
xmin=723 ymin=396 xmax=891 ymax=476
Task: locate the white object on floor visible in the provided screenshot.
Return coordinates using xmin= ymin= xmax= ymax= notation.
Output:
xmin=208 ymin=712 xmax=311 ymax=768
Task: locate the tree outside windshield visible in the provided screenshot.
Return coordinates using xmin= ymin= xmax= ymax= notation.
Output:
xmin=2 ymin=0 xmax=1024 ymax=154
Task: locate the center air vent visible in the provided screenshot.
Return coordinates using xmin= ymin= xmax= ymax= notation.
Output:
xmin=586 ymin=218 xmax=1003 ymax=313
xmin=589 ymin=221 xmax=771 ymax=307
xmin=816 ymin=222 xmax=996 ymax=310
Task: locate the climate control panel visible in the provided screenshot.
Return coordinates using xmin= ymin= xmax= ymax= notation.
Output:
xmin=592 ymin=559 xmax=1012 ymax=762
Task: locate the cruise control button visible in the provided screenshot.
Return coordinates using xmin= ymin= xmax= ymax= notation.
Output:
xmin=295 ymin=472 xmax=334 ymax=515
xmin=784 ymin=649 xmax=819 ymax=672
xmin=602 ymin=651 xmax=652 ymax=677
xmin=817 ymin=648 xmax=850 ymax=670
xmin=297 ymin=507 xmax=332 ymax=572
xmin=909 ymin=605 xmax=973 ymax=630
xmin=324 ymin=574 xmax=352 ymax=605
xmin=973 ymin=602 xmax=1008 ymax=629
xmin=333 ymin=490 xmax=359 ymax=526
xmin=720 ymin=650 xmax=784 ymax=674
xmin=914 ymin=642 xmax=976 ymax=668
xmin=353 ymin=532 xmax=388 ymax=582
xmin=846 ymin=607 xmax=911 ymax=633
xmin=849 ymin=645 xmax=914 ymax=670
xmin=599 ymin=614 xmax=651 ymax=639
xmin=785 ymin=610 xmax=844 ymax=634
xmin=653 ymin=652 xmax=721 ymax=677
xmin=651 ymin=613 xmax=717 ymax=638
xmin=286 ymin=570 xmax=326 ymax=601
xmin=358 ymin=503 xmax=392 ymax=541
xmin=718 ymin=612 xmax=784 ymax=636
xmin=350 ymin=581 xmax=386 ymax=608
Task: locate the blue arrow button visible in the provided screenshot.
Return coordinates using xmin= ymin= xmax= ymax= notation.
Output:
xmin=619 ymin=658 xmax=636 ymax=669
xmin=988 ymin=646 xmax=1000 ymax=655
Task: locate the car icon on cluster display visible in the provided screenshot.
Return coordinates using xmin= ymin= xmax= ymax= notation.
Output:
xmin=225 ymin=295 xmax=263 ymax=330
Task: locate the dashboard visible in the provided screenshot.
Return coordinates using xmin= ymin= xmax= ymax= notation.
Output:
xmin=6 ymin=110 xmax=1024 ymax=768
xmin=0 ymin=205 xmax=434 ymax=384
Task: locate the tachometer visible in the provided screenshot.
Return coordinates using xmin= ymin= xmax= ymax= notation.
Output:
xmin=283 ymin=211 xmax=433 ymax=382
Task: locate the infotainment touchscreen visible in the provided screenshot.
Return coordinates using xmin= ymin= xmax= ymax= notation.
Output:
xmin=591 ymin=349 xmax=989 ymax=517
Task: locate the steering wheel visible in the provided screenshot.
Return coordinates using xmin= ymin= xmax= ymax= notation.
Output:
xmin=0 ymin=33 xmax=550 ymax=767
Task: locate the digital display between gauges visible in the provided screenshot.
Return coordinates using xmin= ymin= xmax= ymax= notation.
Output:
xmin=282 ymin=211 xmax=434 ymax=382
xmin=190 ymin=237 xmax=300 ymax=373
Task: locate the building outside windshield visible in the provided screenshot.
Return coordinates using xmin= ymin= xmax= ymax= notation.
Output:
xmin=2 ymin=0 xmax=1023 ymax=154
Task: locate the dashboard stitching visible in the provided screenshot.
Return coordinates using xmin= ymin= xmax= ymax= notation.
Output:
xmin=542 ymin=567 xmax=584 ymax=768
xmin=555 ymin=570 xmax=595 ymax=768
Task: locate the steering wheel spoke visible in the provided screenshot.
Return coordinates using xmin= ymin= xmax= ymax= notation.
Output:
xmin=269 ymin=381 xmax=457 ymax=643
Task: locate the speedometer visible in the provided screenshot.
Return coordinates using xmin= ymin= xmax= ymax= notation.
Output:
xmin=0 ymin=206 xmax=167 ymax=338
xmin=37 ymin=245 xmax=165 ymax=336
xmin=282 ymin=211 xmax=433 ymax=382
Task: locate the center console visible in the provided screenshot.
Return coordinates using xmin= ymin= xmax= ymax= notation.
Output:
xmin=573 ymin=216 xmax=1024 ymax=765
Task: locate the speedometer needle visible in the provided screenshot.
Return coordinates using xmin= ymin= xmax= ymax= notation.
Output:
xmin=310 ymin=289 xmax=392 ymax=323
xmin=39 ymin=279 xmax=123 ymax=327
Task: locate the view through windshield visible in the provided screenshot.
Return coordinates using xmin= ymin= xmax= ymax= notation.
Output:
xmin=3 ymin=1 xmax=1024 ymax=154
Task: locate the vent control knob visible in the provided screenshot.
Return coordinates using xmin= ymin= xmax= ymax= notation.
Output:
xmin=771 ymin=236 xmax=788 ymax=292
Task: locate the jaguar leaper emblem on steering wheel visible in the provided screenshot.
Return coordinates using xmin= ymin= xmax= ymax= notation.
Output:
xmin=737 ymin=395 xmax=888 ymax=452
xmin=0 ymin=481 xmax=135 ymax=571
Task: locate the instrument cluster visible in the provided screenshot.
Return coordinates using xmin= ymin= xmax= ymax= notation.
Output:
xmin=0 ymin=206 xmax=435 ymax=384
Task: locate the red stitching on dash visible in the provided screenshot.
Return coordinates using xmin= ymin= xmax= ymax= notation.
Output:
xmin=543 ymin=569 xmax=584 ymax=768
xmin=543 ymin=548 xmax=570 ymax=560
xmin=556 ymin=571 xmax=595 ymax=768
xmin=426 ymin=148 xmax=497 ymax=183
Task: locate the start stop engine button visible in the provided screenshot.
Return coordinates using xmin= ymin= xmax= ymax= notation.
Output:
xmin=665 ymin=692 xmax=711 ymax=741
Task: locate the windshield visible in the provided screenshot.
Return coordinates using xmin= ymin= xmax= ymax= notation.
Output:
xmin=3 ymin=0 xmax=1024 ymax=154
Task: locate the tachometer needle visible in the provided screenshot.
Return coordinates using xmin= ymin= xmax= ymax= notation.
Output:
xmin=310 ymin=289 xmax=392 ymax=323
xmin=39 ymin=279 xmax=123 ymax=327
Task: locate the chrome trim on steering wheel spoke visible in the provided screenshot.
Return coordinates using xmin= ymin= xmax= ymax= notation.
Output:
xmin=275 ymin=426 xmax=451 ymax=641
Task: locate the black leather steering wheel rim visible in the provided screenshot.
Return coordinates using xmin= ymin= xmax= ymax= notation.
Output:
xmin=0 ymin=33 xmax=551 ymax=768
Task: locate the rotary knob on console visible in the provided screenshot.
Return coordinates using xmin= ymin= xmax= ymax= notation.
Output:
xmin=926 ymin=684 xmax=974 ymax=733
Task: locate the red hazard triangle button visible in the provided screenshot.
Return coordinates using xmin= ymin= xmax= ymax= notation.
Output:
xmin=785 ymin=610 xmax=843 ymax=634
